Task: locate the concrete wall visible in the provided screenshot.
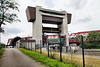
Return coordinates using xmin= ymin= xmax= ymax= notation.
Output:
xmin=21 ymin=42 xmax=35 ymax=50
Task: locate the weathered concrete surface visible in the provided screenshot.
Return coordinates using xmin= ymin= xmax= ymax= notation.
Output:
xmin=0 ymin=48 xmax=46 ymax=67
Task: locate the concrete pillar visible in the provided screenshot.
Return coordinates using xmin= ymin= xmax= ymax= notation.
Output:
xmin=32 ymin=6 xmax=42 ymax=45
xmin=58 ymin=11 xmax=69 ymax=47
xmin=63 ymin=14 xmax=69 ymax=47
xmin=16 ymin=40 xmax=20 ymax=48
xmin=18 ymin=43 xmax=19 ymax=48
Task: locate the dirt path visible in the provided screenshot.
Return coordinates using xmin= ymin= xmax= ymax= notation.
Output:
xmin=0 ymin=48 xmax=46 ymax=67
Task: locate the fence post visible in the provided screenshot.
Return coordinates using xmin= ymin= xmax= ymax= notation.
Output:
xmin=60 ymin=37 xmax=62 ymax=62
xmin=40 ymin=40 xmax=42 ymax=54
xmin=22 ymin=43 xmax=23 ymax=48
xmin=24 ymin=42 xmax=25 ymax=48
xmin=35 ymin=41 xmax=36 ymax=52
xmin=25 ymin=42 xmax=26 ymax=49
xmin=31 ymin=41 xmax=32 ymax=51
xmin=48 ymin=42 xmax=49 ymax=57
xmin=28 ymin=42 xmax=29 ymax=50
xmin=81 ymin=35 xmax=85 ymax=67
xmin=26 ymin=42 xmax=27 ymax=49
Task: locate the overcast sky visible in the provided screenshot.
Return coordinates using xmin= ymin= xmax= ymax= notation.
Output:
xmin=1 ymin=0 xmax=100 ymax=44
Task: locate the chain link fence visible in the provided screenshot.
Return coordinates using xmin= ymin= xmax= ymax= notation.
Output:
xmin=20 ymin=40 xmax=100 ymax=67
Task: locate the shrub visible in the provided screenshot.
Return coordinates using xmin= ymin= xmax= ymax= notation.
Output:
xmin=0 ymin=43 xmax=5 ymax=49
xmin=79 ymin=42 xmax=100 ymax=49
xmin=0 ymin=48 xmax=5 ymax=58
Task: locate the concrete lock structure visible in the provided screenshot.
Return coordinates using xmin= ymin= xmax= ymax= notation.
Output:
xmin=26 ymin=6 xmax=72 ymax=49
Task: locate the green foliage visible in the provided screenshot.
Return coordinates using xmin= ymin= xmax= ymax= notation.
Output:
xmin=87 ymin=31 xmax=100 ymax=41
xmin=77 ymin=35 xmax=87 ymax=41
xmin=80 ymin=42 xmax=100 ymax=49
xmin=19 ymin=48 xmax=75 ymax=67
xmin=9 ymin=36 xmax=21 ymax=46
xmin=11 ymin=36 xmax=21 ymax=46
xmin=79 ymin=31 xmax=100 ymax=49
xmin=9 ymin=40 xmax=13 ymax=46
xmin=0 ymin=43 xmax=5 ymax=49
xmin=77 ymin=35 xmax=81 ymax=41
xmin=0 ymin=0 xmax=20 ymax=32
xmin=0 ymin=48 xmax=5 ymax=58
xmin=0 ymin=27 xmax=4 ymax=33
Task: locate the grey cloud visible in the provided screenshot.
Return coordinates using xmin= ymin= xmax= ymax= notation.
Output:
xmin=45 ymin=0 xmax=54 ymax=8
xmin=5 ymin=28 xmax=21 ymax=34
xmin=70 ymin=0 xmax=88 ymax=9
xmin=78 ymin=16 xmax=92 ymax=23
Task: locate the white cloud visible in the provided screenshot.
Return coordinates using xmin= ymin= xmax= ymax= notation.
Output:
xmin=69 ymin=0 xmax=88 ymax=9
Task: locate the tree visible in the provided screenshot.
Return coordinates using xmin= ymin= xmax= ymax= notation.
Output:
xmin=80 ymin=42 xmax=100 ymax=49
xmin=0 ymin=27 xmax=4 ymax=33
xmin=11 ymin=36 xmax=21 ymax=47
xmin=80 ymin=31 xmax=100 ymax=49
xmin=9 ymin=40 xmax=13 ymax=46
xmin=0 ymin=43 xmax=5 ymax=49
xmin=87 ymin=31 xmax=100 ymax=41
xmin=0 ymin=0 xmax=20 ymax=32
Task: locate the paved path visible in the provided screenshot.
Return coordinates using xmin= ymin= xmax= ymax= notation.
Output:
xmin=0 ymin=48 xmax=46 ymax=67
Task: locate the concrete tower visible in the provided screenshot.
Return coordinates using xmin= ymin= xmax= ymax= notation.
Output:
xmin=26 ymin=6 xmax=72 ymax=47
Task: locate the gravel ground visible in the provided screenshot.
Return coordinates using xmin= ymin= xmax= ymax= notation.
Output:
xmin=0 ymin=48 xmax=46 ymax=67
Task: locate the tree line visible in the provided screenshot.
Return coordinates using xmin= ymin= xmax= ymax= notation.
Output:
xmin=80 ymin=31 xmax=100 ymax=49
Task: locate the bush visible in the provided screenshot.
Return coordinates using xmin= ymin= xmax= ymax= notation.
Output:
xmin=19 ymin=48 xmax=75 ymax=67
xmin=0 ymin=43 xmax=5 ymax=49
xmin=79 ymin=42 xmax=100 ymax=49
xmin=0 ymin=48 xmax=5 ymax=58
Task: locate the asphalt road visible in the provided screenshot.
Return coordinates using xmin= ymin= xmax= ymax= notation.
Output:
xmin=0 ymin=48 xmax=46 ymax=67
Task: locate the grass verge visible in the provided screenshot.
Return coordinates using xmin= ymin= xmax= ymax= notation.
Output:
xmin=19 ymin=48 xmax=75 ymax=67
xmin=0 ymin=48 xmax=5 ymax=58
xmin=36 ymin=49 xmax=100 ymax=67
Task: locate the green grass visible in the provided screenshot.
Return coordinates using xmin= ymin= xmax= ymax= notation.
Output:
xmin=0 ymin=48 xmax=5 ymax=58
xmin=85 ymin=49 xmax=100 ymax=51
xmin=19 ymin=48 xmax=75 ymax=67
